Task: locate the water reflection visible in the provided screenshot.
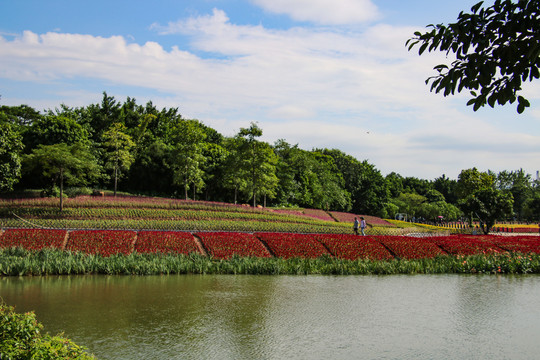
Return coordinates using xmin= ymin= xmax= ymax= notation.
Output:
xmin=1 ymin=275 xmax=540 ymax=360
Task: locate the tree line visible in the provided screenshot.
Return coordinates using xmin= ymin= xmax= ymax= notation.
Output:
xmin=1 ymin=93 xmax=539 ymax=229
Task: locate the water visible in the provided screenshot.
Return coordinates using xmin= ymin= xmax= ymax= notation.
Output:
xmin=1 ymin=274 xmax=540 ymax=360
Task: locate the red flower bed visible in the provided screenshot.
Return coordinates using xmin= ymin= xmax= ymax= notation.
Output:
xmin=0 ymin=228 xmax=66 ymax=251
xmin=315 ymin=234 xmax=394 ymax=261
xmin=377 ymin=236 xmax=445 ymax=259
xmin=256 ymin=232 xmax=330 ymax=259
xmin=196 ymin=232 xmax=271 ymax=259
xmin=135 ymin=231 xmax=199 ymax=255
xmin=66 ymin=230 xmax=135 ymax=256
xmin=512 ymin=227 xmax=540 ymax=234
xmin=433 ymin=235 xmax=504 ymax=256
xmin=491 ymin=235 xmax=540 ymax=254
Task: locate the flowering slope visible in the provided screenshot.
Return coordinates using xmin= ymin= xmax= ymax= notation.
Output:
xmin=135 ymin=231 xmax=199 ymax=255
xmin=196 ymin=232 xmax=271 ymax=259
xmin=0 ymin=228 xmax=66 ymax=250
xmin=256 ymin=232 xmax=330 ymax=259
xmin=315 ymin=234 xmax=393 ymax=261
xmin=491 ymin=235 xmax=540 ymax=254
xmin=66 ymin=230 xmax=135 ymax=256
xmin=433 ymin=235 xmax=504 ymax=256
xmin=378 ymin=236 xmax=446 ymax=259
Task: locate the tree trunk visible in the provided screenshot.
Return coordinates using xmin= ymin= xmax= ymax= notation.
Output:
xmin=114 ymin=165 xmax=118 ymax=197
xmin=59 ymin=168 xmax=64 ymax=211
xmin=185 ymin=174 xmax=188 ymax=200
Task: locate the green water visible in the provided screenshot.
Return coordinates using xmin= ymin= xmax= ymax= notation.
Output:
xmin=1 ymin=274 xmax=540 ymax=359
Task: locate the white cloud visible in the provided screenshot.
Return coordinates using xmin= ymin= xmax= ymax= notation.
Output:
xmin=250 ymin=0 xmax=380 ymax=25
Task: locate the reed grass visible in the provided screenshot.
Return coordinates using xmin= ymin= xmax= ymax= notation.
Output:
xmin=1 ymin=248 xmax=539 ymax=276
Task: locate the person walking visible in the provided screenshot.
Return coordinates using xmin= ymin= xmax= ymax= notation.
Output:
xmin=360 ymin=217 xmax=366 ymax=236
xmin=353 ymin=217 xmax=359 ymax=235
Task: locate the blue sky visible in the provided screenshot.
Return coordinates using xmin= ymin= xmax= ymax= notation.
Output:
xmin=1 ymin=0 xmax=539 ymax=180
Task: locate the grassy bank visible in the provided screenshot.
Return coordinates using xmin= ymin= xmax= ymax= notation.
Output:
xmin=2 ymin=248 xmax=539 ymax=276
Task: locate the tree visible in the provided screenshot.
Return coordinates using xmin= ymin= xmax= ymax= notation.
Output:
xmin=168 ymin=119 xmax=207 ymax=200
xmin=322 ymin=149 xmax=386 ymax=216
xmin=23 ymin=143 xmax=101 ymax=210
xmin=495 ymin=169 xmax=532 ymax=221
xmin=433 ymin=174 xmax=458 ymax=204
xmin=102 ymin=123 xmax=135 ymax=196
xmin=222 ymin=137 xmax=247 ymax=204
xmin=0 ymin=113 xmax=24 ymax=191
xmin=386 ymin=172 xmax=404 ymax=198
xmin=236 ymin=123 xmax=278 ymax=207
xmin=456 ymin=168 xmax=494 ymax=199
xmin=23 ymin=114 xmax=90 ymax=150
xmin=407 ymin=0 xmax=540 ymax=113
xmin=459 ymin=188 xmax=514 ymax=234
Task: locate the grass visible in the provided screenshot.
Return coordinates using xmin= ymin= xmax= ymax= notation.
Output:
xmin=1 ymin=248 xmax=539 ymax=276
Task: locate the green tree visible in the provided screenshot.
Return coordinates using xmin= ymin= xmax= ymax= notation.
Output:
xmin=407 ymin=0 xmax=540 ymax=113
xmin=0 ymin=104 xmax=42 ymax=126
xmin=323 ymin=149 xmax=386 ymax=216
xmin=433 ymin=174 xmax=458 ymax=204
xmin=456 ymin=167 xmax=494 ymax=199
xmin=496 ymin=169 xmax=532 ymax=221
xmin=168 ymin=119 xmax=207 ymax=200
xmin=102 ymin=123 xmax=135 ymax=196
xmin=236 ymin=123 xmax=278 ymax=207
xmin=222 ymin=137 xmax=247 ymax=204
xmin=386 ymin=172 xmax=404 ymax=198
xmin=460 ymin=188 xmax=514 ymax=234
xmin=23 ymin=114 xmax=90 ymax=150
xmin=23 ymin=143 xmax=101 ymax=210
xmin=0 ymin=113 xmax=24 ymax=191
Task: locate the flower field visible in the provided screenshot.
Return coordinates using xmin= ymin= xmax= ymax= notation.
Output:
xmin=1 ymin=228 xmax=540 ymax=260
xmin=196 ymin=232 xmax=271 ymax=259
xmin=135 ymin=231 xmax=199 ymax=255
xmin=314 ymin=233 xmax=394 ymax=261
xmin=0 ymin=228 xmax=66 ymax=251
xmin=255 ymin=232 xmax=329 ymax=259
xmin=377 ymin=235 xmax=446 ymax=259
xmin=433 ymin=235 xmax=504 ymax=256
xmin=65 ymin=230 xmax=136 ymax=256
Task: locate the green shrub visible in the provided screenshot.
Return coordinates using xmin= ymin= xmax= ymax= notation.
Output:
xmin=0 ymin=301 xmax=95 ymax=359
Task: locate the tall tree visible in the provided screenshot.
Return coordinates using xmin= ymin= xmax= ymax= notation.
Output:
xmin=0 ymin=113 xmax=24 ymax=191
xmin=496 ymin=169 xmax=532 ymax=221
xmin=23 ymin=143 xmax=101 ymax=210
xmin=433 ymin=174 xmax=458 ymax=204
xmin=23 ymin=115 xmax=90 ymax=151
xmin=407 ymin=0 xmax=540 ymax=113
xmin=322 ymin=149 xmax=385 ymax=216
xmin=102 ymin=123 xmax=135 ymax=196
xmin=236 ymin=123 xmax=278 ymax=207
xmin=168 ymin=119 xmax=207 ymax=200
xmin=459 ymin=188 xmax=514 ymax=234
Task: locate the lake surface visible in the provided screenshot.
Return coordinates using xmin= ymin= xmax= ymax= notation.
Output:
xmin=1 ymin=274 xmax=540 ymax=360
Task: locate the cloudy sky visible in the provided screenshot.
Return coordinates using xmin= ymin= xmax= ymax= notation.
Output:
xmin=1 ymin=0 xmax=539 ymax=181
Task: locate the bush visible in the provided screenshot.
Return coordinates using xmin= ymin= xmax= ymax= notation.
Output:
xmin=65 ymin=187 xmax=93 ymax=198
xmin=0 ymin=301 xmax=95 ymax=359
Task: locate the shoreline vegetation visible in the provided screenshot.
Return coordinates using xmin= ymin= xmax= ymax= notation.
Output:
xmin=1 ymin=248 xmax=540 ymax=276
